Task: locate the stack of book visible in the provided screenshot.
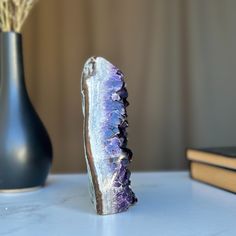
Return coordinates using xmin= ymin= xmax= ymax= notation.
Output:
xmin=186 ymin=147 xmax=236 ymax=193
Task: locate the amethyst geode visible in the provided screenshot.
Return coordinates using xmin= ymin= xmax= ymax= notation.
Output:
xmin=81 ymin=57 xmax=137 ymax=215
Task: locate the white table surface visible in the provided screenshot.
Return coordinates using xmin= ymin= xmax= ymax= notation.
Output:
xmin=0 ymin=172 xmax=236 ymax=236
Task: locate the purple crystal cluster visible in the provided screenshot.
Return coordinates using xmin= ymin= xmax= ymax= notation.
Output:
xmin=81 ymin=57 xmax=137 ymax=215
xmin=103 ymin=68 xmax=137 ymax=212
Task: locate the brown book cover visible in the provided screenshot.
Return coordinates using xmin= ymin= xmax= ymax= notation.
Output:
xmin=190 ymin=161 xmax=236 ymax=193
xmin=186 ymin=147 xmax=236 ymax=170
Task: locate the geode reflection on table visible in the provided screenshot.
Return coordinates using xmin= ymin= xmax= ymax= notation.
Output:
xmin=81 ymin=57 xmax=137 ymax=215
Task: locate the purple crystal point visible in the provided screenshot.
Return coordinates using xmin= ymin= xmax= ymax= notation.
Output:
xmin=81 ymin=57 xmax=137 ymax=215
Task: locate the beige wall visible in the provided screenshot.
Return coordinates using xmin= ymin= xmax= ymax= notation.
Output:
xmin=22 ymin=0 xmax=236 ymax=172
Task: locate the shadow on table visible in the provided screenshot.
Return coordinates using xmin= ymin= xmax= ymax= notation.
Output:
xmin=55 ymin=178 xmax=95 ymax=215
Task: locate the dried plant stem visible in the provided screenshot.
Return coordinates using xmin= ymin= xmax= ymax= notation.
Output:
xmin=0 ymin=0 xmax=38 ymax=33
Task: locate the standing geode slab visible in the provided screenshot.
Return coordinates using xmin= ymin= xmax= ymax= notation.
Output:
xmin=81 ymin=57 xmax=137 ymax=215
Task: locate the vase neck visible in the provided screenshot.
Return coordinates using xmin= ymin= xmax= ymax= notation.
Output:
xmin=0 ymin=32 xmax=26 ymax=92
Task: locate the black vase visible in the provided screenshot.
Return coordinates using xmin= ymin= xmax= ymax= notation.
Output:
xmin=0 ymin=32 xmax=53 ymax=190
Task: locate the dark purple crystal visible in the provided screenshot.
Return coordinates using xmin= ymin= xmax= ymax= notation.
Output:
xmin=81 ymin=57 xmax=137 ymax=215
